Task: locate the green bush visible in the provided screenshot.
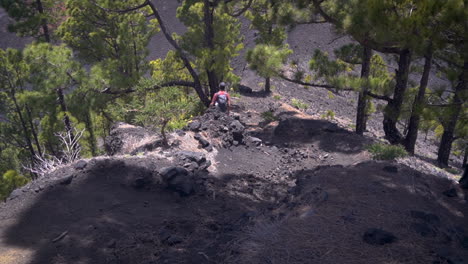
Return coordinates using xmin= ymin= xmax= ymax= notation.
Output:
xmin=321 ymin=110 xmax=335 ymax=120
xmin=366 ymin=143 xmax=408 ymax=160
xmin=0 ymin=170 xmax=29 ymax=201
xmin=261 ymin=111 xmax=278 ymax=123
xmin=273 ymin=95 xmax=281 ymax=100
xmin=444 ymin=167 xmax=459 ymax=175
xmin=291 ymin=98 xmax=308 ymax=110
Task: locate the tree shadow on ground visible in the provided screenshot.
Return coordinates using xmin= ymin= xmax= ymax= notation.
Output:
xmin=237 ymin=84 xmax=270 ymax=98
xmin=1 ymin=158 xmax=468 ymax=264
xmin=229 ymin=161 xmax=468 ymax=264
xmin=414 ymin=153 xmax=465 ymax=172
xmin=252 ymin=116 xmax=373 ymax=154
xmin=0 ymin=158 xmax=275 ymax=264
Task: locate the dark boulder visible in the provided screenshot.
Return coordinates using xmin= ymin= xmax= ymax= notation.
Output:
xmin=188 ymin=120 xmax=201 ymax=131
xmin=176 ymin=151 xmax=206 ymax=165
xmin=160 ymin=166 xmax=194 ymax=196
xmin=230 ymin=120 xmax=245 ymax=142
xmin=73 ymin=160 xmax=88 ymax=170
xmin=59 ymin=175 xmax=74 ymax=185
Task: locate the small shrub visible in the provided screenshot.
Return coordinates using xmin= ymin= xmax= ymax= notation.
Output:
xmin=320 ymin=110 xmax=335 ymax=120
xmin=444 ymin=167 xmax=459 ymax=175
xmin=273 ymin=95 xmax=281 ymax=100
xmin=261 ymin=111 xmax=278 ymax=123
xmin=230 ymin=90 xmax=241 ymax=98
xmin=367 ymin=143 xmax=408 ymax=160
xmin=327 ymin=91 xmax=335 ymax=99
xmin=291 ymin=98 xmax=308 ymax=110
xmin=0 ymin=170 xmax=29 ymax=201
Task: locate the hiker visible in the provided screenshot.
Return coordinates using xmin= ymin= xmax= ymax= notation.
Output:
xmin=210 ymin=82 xmax=231 ymax=114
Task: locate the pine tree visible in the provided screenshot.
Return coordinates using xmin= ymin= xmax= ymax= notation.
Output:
xmin=0 ymin=0 xmax=62 ymax=41
xmin=245 ymin=0 xmax=289 ymax=92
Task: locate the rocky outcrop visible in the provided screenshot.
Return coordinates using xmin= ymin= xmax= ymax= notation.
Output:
xmin=104 ymin=122 xmax=164 ymax=155
xmin=187 ymin=108 xmax=247 ymax=148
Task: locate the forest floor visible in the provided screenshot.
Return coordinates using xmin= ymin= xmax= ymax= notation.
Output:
xmin=0 ymin=86 xmax=467 ymax=264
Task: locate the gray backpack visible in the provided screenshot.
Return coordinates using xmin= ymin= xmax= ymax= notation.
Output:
xmin=217 ymin=92 xmax=228 ymax=106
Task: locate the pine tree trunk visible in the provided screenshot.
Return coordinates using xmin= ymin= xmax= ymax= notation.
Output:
xmin=463 ymin=146 xmax=467 ymax=168
xmin=265 ymin=77 xmax=271 ymax=93
xmin=207 ymin=70 xmax=219 ymax=98
xmin=56 ymin=88 xmax=75 ymax=140
xmin=25 ymin=104 xmax=42 ymax=157
xmin=35 ymin=0 xmax=50 ymax=42
xmin=383 ymin=49 xmax=412 ymax=144
xmin=85 ymin=111 xmax=97 ymax=156
xmin=10 ymin=91 xmax=36 ymax=159
xmin=460 ymin=166 xmax=468 ymax=189
xmin=147 ymin=2 xmax=210 ymax=106
xmin=356 ymin=46 xmax=372 ymax=135
xmin=404 ymin=50 xmax=432 ymax=154
xmin=437 ymin=60 xmax=467 ymax=167
xmin=161 ymin=119 xmax=169 ymax=147
xmin=203 ymin=0 xmax=219 ymax=99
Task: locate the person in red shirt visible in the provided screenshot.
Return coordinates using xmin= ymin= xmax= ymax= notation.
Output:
xmin=210 ymin=82 xmax=231 ymax=114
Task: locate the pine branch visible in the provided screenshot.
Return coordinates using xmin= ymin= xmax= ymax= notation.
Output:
xmin=99 ymin=81 xmax=196 ymax=95
xmin=278 ymin=73 xmax=335 ymax=89
xmin=366 ymin=91 xmax=392 ymax=102
xmin=229 ymin=0 xmax=253 ymax=17
xmin=91 ymin=0 xmax=150 ymax=14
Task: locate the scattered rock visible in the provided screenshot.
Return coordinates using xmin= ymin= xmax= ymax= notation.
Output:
xmin=166 ymin=235 xmax=183 ymax=245
xmin=176 ymin=130 xmax=186 ymax=136
xmin=199 ymin=138 xmax=210 ymax=148
xmin=73 ymin=160 xmax=87 ymax=170
xmin=204 ymin=145 xmax=213 ymax=152
xmin=59 ymin=175 xmax=74 ymax=185
xmin=176 ymin=151 xmax=206 ymax=164
xmin=246 ymin=136 xmax=262 ymax=147
xmin=363 ymin=228 xmax=397 ymax=245
xmin=188 ymin=120 xmax=201 ymax=131
xmin=198 ymin=160 xmax=211 ymax=171
xmin=442 ymin=188 xmax=458 ymax=198
xmin=160 ymin=167 xmax=194 ymax=196
xmin=184 ymin=162 xmax=199 ymax=172
xmin=8 ymin=189 xmax=23 ymax=200
xmin=383 ymin=166 xmax=398 ymax=173
xmin=230 ymin=120 xmax=245 ymax=142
